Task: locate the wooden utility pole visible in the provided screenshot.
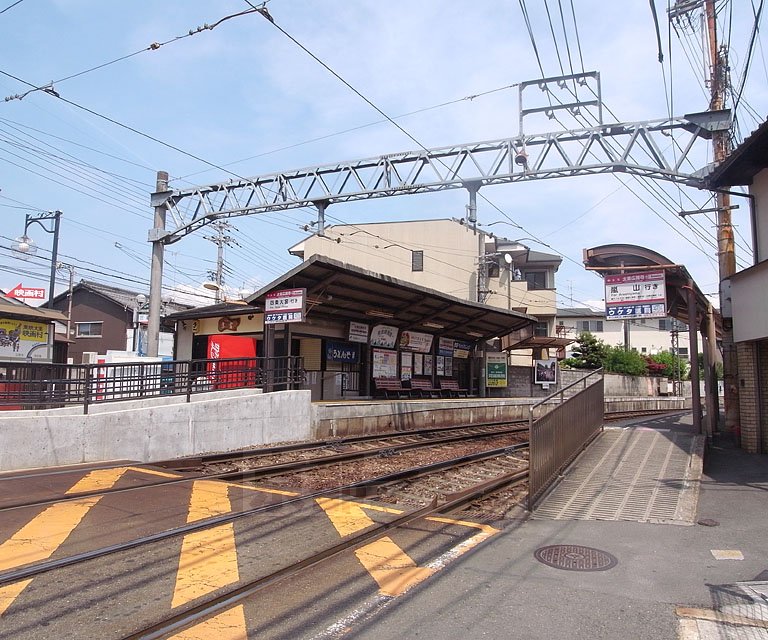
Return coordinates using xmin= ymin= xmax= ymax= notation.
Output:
xmin=705 ymin=0 xmax=739 ymax=433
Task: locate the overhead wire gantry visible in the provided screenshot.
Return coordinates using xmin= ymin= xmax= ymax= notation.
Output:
xmin=145 ymin=72 xmax=730 ymax=355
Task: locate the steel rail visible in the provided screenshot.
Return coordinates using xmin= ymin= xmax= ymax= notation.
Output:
xmin=121 ymin=469 xmax=529 ymax=640
xmin=180 ymin=419 xmax=527 ymax=465
xmin=0 ymin=423 xmax=528 ymax=513
xmin=0 ymin=442 xmax=529 ymax=587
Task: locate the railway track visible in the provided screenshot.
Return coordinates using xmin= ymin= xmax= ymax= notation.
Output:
xmin=0 ymin=421 xmax=527 ymax=512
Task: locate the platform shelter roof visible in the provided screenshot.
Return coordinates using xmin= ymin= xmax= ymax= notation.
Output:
xmin=246 ymin=256 xmax=538 ymax=343
xmin=582 ymin=244 xmax=720 ymax=335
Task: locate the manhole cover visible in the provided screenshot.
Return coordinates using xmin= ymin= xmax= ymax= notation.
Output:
xmin=534 ymin=545 xmax=618 ymax=571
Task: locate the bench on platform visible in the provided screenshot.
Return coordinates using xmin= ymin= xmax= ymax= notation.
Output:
xmin=373 ymin=377 xmax=411 ymax=399
xmin=407 ymin=377 xmax=441 ymax=398
xmin=438 ymin=378 xmax=469 ymax=398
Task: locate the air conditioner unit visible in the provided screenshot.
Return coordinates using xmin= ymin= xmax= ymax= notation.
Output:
xmin=82 ymin=352 xmax=99 ymax=364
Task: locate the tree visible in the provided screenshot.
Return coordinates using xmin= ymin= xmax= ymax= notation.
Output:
xmin=603 ymin=345 xmax=648 ymax=376
xmin=568 ymin=331 xmax=608 ymax=369
xmin=646 ymin=351 xmax=689 ymax=379
xmin=696 ymin=352 xmax=723 ymax=381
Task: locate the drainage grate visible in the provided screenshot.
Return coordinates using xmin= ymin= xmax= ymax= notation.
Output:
xmin=534 ymin=544 xmax=618 ymax=571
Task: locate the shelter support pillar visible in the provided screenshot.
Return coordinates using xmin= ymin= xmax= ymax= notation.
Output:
xmin=687 ymin=282 xmax=702 ymax=435
xmin=704 ymin=304 xmax=720 ymax=436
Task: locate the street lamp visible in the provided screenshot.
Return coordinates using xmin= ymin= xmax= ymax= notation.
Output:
xmin=12 ymin=211 xmax=62 ymax=308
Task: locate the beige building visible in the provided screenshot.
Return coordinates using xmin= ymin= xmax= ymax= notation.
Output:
xmin=289 ymin=218 xmax=563 ymax=363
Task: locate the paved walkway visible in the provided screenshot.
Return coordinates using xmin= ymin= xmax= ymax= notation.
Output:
xmin=349 ymin=412 xmax=768 ymax=640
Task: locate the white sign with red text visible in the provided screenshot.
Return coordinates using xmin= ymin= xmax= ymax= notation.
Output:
xmin=264 ymin=288 xmax=306 ymax=324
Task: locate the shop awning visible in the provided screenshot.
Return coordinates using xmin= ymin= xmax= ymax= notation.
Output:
xmin=245 ymin=256 xmax=538 ymax=343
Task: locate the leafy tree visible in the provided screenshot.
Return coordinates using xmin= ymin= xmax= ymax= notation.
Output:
xmin=696 ymin=352 xmax=723 ymax=381
xmin=603 ymin=345 xmax=648 ymax=376
xmin=646 ymin=352 xmax=688 ymax=379
xmin=569 ymin=331 xmax=608 ymax=369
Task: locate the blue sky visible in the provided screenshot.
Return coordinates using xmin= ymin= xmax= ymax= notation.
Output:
xmin=0 ymin=0 xmax=765 ymax=309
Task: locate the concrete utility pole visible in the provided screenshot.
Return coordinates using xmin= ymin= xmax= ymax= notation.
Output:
xmin=204 ymin=221 xmax=236 ymax=303
xmin=705 ymin=0 xmax=738 ymax=433
xmin=147 ymin=171 xmax=169 ymax=358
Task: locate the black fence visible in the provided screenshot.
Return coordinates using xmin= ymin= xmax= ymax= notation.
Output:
xmin=0 ymin=356 xmax=304 ymax=414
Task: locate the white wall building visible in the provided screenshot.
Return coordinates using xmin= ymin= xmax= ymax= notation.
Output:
xmin=556 ymin=307 xmax=691 ymax=360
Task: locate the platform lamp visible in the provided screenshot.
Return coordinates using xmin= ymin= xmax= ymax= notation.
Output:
xmin=12 ymin=210 xmax=62 ymax=308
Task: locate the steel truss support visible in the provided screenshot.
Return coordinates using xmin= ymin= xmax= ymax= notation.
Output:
xmin=152 ymin=113 xmax=725 ymax=245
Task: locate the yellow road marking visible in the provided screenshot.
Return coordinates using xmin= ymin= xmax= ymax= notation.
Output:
xmin=234 ymin=484 xmax=299 ymax=496
xmin=316 ymin=498 xmax=376 ymax=537
xmin=172 ymin=481 xmax=241 ymax=609
xmin=0 ymin=467 xmax=134 ymax=617
xmin=354 ymin=537 xmax=435 ymax=597
xmin=124 ymin=466 xmax=184 ymax=479
xmin=0 ymin=465 xmax=186 ymax=618
xmin=169 ymin=604 xmax=247 ymax=640
xmin=316 ymin=497 xmax=436 ymax=596
xmin=0 ymin=466 xmax=133 ymax=572
xmin=0 ymin=580 xmax=31 ymax=616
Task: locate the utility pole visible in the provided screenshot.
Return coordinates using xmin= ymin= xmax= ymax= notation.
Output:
xmin=147 ymin=171 xmax=169 ymax=358
xmin=57 ymin=262 xmax=75 ymax=340
xmin=705 ymin=0 xmax=738 ymax=433
xmin=669 ymin=0 xmax=737 ymax=433
xmin=203 ymin=221 xmax=236 ymax=303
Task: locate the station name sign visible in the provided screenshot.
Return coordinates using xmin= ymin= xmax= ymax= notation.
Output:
xmin=604 ymin=270 xmax=667 ymax=320
xmin=264 ymin=288 xmax=306 ymax=325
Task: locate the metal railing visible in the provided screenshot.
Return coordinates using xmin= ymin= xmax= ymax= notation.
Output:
xmin=528 ymin=368 xmax=604 ymax=510
xmin=0 ymin=356 xmax=304 ymax=414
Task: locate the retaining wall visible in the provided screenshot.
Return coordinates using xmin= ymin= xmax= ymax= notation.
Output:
xmin=0 ymin=389 xmax=311 ymax=472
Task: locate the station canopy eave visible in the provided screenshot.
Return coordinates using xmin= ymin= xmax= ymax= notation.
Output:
xmin=582 ymin=244 xmax=720 ymax=335
xmin=246 ymin=256 xmax=538 ymax=343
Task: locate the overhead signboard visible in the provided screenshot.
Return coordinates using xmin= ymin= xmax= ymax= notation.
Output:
xmin=264 ymin=288 xmax=306 ymax=325
xmin=604 ymin=270 xmax=667 ymax=320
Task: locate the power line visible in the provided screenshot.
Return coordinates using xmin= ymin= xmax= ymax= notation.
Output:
xmin=3 ymin=8 xmax=264 ymax=100
xmin=0 ymin=0 xmax=23 ymax=15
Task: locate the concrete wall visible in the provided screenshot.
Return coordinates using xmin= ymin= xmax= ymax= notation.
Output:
xmin=560 ymin=369 xmax=684 ymax=397
xmin=312 ymin=398 xmax=539 ymax=438
xmin=0 ymin=389 xmax=311 ymax=472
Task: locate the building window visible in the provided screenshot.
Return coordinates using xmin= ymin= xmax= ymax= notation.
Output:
xmin=677 ymin=347 xmax=689 ymax=360
xmin=411 ymin=250 xmax=424 ymax=272
xmin=534 ymin=322 xmax=548 ymax=337
xmin=578 ymin=320 xmax=603 ymax=332
xmin=76 ymin=322 xmax=103 ymax=338
xmin=641 ymin=347 xmax=647 ymax=353
xmin=524 ymin=271 xmax=546 ymax=290
xmin=658 ymin=319 xmax=671 ymax=331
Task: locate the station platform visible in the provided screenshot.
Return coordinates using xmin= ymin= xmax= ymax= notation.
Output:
xmin=345 ymin=412 xmax=768 ymax=640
